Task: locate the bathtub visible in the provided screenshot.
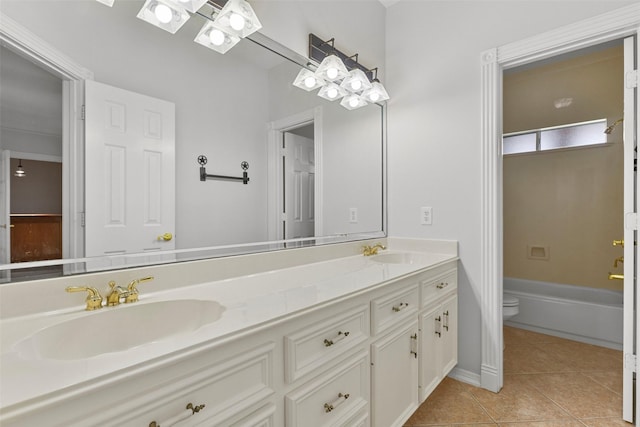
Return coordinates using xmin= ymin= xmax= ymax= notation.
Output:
xmin=504 ymin=277 xmax=623 ymax=350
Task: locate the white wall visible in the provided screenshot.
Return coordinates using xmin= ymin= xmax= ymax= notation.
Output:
xmin=385 ymin=0 xmax=635 ymax=379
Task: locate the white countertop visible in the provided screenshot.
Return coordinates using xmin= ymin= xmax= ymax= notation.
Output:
xmin=0 ymin=244 xmax=457 ymax=414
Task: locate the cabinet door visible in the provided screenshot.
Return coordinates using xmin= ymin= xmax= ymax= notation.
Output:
xmin=440 ymin=294 xmax=458 ymax=377
xmin=371 ymin=319 xmax=419 ymax=427
xmin=418 ymin=305 xmax=442 ymax=402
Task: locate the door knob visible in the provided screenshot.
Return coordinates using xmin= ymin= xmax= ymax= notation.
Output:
xmin=157 ymin=233 xmax=173 ymax=241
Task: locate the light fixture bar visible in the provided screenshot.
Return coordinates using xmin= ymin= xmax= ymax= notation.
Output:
xmin=309 ymin=34 xmax=374 ymax=82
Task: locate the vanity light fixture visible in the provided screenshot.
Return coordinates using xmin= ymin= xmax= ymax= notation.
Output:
xmin=315 ymin=52 xmax=349 ymax=82
xmin=340 ymin=68 xmax=373 ymax=94
xmin=318 ymin=82 xmax=348 ymax=101
xmin=194 ymin=20 xmax=240 ymax=54
xmin=95 ymin=0 xmax=115 ymax=6
xmin=340 ymin=94 xmax=368 ymax=110
xmin=293 ymin=68 xmax=325 ymax=92
xmin=137 ymin=0 xmax=190 ymax=34
xmin=14 ymin=160 xmax=25 ymax=178
xmin=212 ymin=0 xmax=262 ymax=39
xmin=173 ymin=0 xmax=208 ymax=13
xmin=292 ymin=34 xmax=390 ymax=109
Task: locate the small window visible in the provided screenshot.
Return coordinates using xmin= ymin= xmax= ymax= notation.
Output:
xmin=503 ymin=119 xmax=607 ymax=155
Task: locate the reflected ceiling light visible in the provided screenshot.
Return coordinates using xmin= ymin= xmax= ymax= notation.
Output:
xmin=213 ymin=0 xmax=262 ymax=39
xmin=194 ymin=20 xmax=240 ymax=53
xmin=14 ymin=160 xmax=25 ymax=178
xmin=318 ymin=82 xmax=347 ymax=101
xmin=95 ymin=0 xmax=115 ymax=6
xmin=173 ymin=0 xmax=207 ymax=13
xmin=340 ymin=68 xmax=372 ymax=94
xmin=340 ymin=94 xmax=368 ymax=110
xmin=293 ymin=69 xmax=325 ymax=91
xmin=137 ymin=0 xmax=190 ymax=33
xmin=315 ymin=53 xmax=349 ymax=82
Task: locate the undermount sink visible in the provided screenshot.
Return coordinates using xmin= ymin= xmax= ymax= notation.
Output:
xmin=14 ymin=300 xmax=225 ymax=360
xmin=370 ymin=252 xmax=434 ymax=265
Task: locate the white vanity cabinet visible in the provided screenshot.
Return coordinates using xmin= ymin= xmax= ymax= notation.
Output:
xmin=418 ymin=268 xmax=458 ymax=402
xmin=370 ymin=283 xmax=420 ymax=427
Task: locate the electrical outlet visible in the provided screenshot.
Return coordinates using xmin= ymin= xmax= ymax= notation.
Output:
xmin=349 ymin=208 xmax=358 ymax=223
xmin=420 ymin=207 xmax=433 ymax=225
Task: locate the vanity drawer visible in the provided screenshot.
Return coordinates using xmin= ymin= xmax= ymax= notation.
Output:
xmin=284 ymin=305 xmax=369 ymax=383
xmin=371 ymin=284 xmax=419 ymax=336
xmin=285 ymin=352 xmax=369 ymax=427
xmin=420 ymin=270 xmax=457 ymax=308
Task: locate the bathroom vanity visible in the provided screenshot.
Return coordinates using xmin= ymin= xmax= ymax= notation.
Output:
xmin=0 ymin=238 xmax=457 ymax=427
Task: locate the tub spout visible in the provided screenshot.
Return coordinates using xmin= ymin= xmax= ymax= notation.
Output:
xmin=608 ymin=273 xmax=624 ymax=280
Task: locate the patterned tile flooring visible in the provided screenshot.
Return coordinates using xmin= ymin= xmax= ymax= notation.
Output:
xmin=405 ymin=326 xmax=627 ymax=426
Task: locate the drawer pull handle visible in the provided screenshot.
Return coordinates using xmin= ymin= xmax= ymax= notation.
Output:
xmin=149 ymin=403 xmax=206 ymax=427
xmin=324 ymin=392 xmax=350 ymax=413
xmin=443 ymin=310 xmax=449 ymax=331
xmin=436 ymin=282 xmax=449 ymax=289
xmin=324 ymin=331 xmax=350 ymax=347
xmin=392 ymin=302 xmax=409 ymax=312
xmin=435 ymin=316 xmax=442 ymax=337
xmin=410 ymin=333 xmax=418 ymax=358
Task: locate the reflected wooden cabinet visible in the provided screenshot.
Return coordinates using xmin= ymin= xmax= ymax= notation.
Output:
xmin=10 ymin=214 xmax=62 ymax=262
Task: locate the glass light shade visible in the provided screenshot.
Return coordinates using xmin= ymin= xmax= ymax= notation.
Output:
xmin=137 ymin=0 xmax=190 ymax=34
xmin=317 ymin=82 xmax=347 ymax=101
xmin=340 ymin=68 xmax=373 ymax=94
xmin=314 ymin=55 xmax=349 ymax=82
xmin=172 ymin=0 xmax=207 ymax=13
xmin=340 ymin=94 xmax=368 ymax=110
xmin=214 ymin=0 xmax=262 ymax=39
xmin=194 ymin=21 xmax=241 ymax=54
xmin=14 ymin=161 xmax=25 ymax=178
xmin=95 ymin=0 xmax=115 ymax=6
xmin=293 ymin=68 xmax=325 ymax=92
xmin=362 ymin=81 xmax=390 ymax=103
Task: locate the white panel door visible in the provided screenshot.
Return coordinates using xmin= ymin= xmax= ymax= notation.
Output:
xmin=0 ymin=150 xmax=10 ymax=266
xmin=284 ymin=132 xmax=314 ymax=239
xmin=85 ymin=80 xmax=175 ymax=257
xmin=622 ymin=34 xmax=637 ymax=423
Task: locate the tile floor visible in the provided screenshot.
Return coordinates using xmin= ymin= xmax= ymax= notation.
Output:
xmin=405 ymin=326 xmax=627 ymax=426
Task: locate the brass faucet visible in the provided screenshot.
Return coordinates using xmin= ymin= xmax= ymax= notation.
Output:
xmin=608 ymin=273 xmax=624 ymax=280
xmin=363 ymin=243 xmax=386 ymax=256
xmin=124 ymin=276 xmax=154 ymax=303
xmin=106 ymin=280 xmax=129 ymax=306
xmin=65 ymin=286 xmax=104 ymax=311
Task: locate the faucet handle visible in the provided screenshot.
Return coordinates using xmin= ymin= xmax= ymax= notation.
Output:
xmin=125 ymin=276 xmax=154 ymax=303
xmin=106 ymin=280 xmax=128 ymax=306
xmin=66 ymin=286 xmax=103 ymax=311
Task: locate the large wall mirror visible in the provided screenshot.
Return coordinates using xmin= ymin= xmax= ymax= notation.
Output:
xmin=0 ymin=0 xmax=386 ymax=282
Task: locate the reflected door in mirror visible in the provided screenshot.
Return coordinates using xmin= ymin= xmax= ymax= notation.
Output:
xmin=284 ymin=132 xmax=315 ymax=239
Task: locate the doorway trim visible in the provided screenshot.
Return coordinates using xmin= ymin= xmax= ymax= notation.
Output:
xmin=479 ymin=3 xmax=640 ymax=393
xmin=267 ymin=106 xmax=324 ymax=241
xmin=0 ymin=12 xmax=93 ymax=260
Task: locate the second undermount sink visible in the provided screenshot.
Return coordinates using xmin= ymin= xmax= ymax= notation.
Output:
xmin=15 ymin=299 xmax=225 ymax=360
xmin=370 ymin=252 xmax=435 ymax=265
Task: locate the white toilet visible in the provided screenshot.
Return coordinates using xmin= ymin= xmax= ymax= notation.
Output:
xmin=503 ymin=295 xmax=520 ymax=321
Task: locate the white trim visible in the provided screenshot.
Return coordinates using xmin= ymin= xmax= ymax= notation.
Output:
xmin=9 ymin=152 xmax=62 ymax=164
xmin=448 ymin=367 xmax=481 ymax=388
xmin=480 ymin=3 xmax=640 ymax=394
xmin=267 ymin=107 xmax=324 ymax=240
xmin=0 ymin=11 xmax=91 ymax=261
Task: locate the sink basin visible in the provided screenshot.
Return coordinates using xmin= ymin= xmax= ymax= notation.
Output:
xmin=14 ymin=300 xmax=225 ymax=360
xmin=370 ymin=252 xmax=434 ymax=265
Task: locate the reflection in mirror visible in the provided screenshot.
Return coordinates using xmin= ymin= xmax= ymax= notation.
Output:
xmin=0 ymin=0 xmax=386 ymax=282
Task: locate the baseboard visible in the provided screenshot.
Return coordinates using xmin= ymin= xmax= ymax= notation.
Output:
xmin=448 ymin=367 xmax=481 ymax=388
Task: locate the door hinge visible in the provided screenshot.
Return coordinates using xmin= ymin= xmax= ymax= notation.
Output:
xmin=280 ymin=212 xmax=287 ymax=221
xmin=626 ymin=70 xmax=638 ymax=89
xmin=624 ymin=353 xmax=636 ymax=372
xmin=625 ymin=212 xmax=639 ymax=230
xmin=81 ymin=105 xmax=86 ymax=120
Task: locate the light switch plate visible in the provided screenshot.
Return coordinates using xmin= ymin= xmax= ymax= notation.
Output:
xmin=349 ymin=208 xmax=358 ymax=223
xmin=420 ymin=207 xmax=432 ymax=225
